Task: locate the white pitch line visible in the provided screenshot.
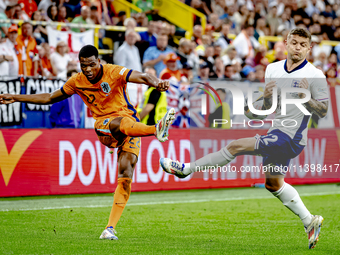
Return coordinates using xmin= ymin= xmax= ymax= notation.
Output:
xmin=1 ymin=191 xmax=339 ymax=212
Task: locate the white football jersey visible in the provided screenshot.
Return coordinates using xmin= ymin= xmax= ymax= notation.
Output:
xmin=265 ymin=59 xmax=328 ymax=146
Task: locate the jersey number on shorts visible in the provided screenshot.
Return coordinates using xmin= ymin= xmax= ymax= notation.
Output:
xmin=129 ymin=137 xmax=140 ymax=149
xmin=263 ymin=135 xmax=278 ymax=145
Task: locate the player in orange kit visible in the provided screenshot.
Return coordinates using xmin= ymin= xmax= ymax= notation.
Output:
xmin=0 ymin=45 xmax=176 ymax=240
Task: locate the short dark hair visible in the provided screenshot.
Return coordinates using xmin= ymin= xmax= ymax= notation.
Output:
xmin=78 ymin=45 xmax=98 ymax=60
xmin=216 ymin=88 xmax=226 ymax=93
xmin=90 ymin=5 xmax=98 ymax=11
xmin=288 ymin=27 xmax=311 ymax=42
xmin=21 ymin=21 xmax=32 ymax=28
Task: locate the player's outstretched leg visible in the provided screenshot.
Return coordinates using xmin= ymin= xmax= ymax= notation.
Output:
xmin=116 ymin=108 xmax=175 ymax=142
xmin=160 ymin=137 xmax=256 ymax=178
xmin=265 ymin=176 xmax=323 ymax=249
xmin=100 ymin=151 xmax=136 ymax=240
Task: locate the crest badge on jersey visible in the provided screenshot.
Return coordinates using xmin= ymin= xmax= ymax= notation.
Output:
xmin=290 ymin=79 xmax=300 ymax=98
xmin=100 ymin=82 xmax=111 ymax=94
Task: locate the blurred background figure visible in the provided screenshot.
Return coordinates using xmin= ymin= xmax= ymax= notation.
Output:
xmin=143 ymin=34 xmax=174 ymax=76
xmin=50 ymin=41 xmax=71 ymax=80
xmin=0 ymin=24 xmax=19 ymax=78
xmin=208 ymin=88 xmax=231 ymax=129
xmin=49 ymin=69 xmax=84 ymax=128
xmin=16 ymin=22 xmax=38 ymax=76
xmin=159 ymin=53 xmax=182 ymax=82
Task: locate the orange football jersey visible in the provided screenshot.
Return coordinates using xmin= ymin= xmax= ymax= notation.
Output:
xmin=61 ymin=64 xmax=139 ymax=121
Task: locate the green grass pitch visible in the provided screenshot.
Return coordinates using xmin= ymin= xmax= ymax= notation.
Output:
xmin=1 ymin=184 xmax=340 ymax=255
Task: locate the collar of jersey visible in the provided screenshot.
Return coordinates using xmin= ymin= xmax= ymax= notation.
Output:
xmin=284 ymin=58 xmax=308 ymax=74
xmin=89 ymin=64 xmax=103 ymax=84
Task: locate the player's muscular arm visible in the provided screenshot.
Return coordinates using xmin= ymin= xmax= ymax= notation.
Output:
xmin=263 ymin=81 xmax=277 ymax=109
xmin=128 ymin=70 xmax=169 ymax=92
xmin=0 ymin=89 xmax=68 ymax=105
xmin=298 ymin=78 xmax=328 ymax=118
xmin=303 ymin=100 xmax=328 ymax=118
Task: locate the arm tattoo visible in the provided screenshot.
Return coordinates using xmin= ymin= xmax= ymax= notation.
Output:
xmin=304 ymin=100 xmax=328 ymax=118
xmin=263 ymin=97 xmax=272 ymax=110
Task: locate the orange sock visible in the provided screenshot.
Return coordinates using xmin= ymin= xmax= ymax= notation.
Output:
xmin=106 ymin=178 xmax=132 ymax=229
xmin=120 ymin=117 xmax=156 ymax=137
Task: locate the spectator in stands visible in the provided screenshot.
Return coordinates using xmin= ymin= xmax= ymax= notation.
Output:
xmin=212 ymin=0 xmax=226 ymax=17
xmin=139 ymin=20 xmax=157 ymax=47
xmin=16 ymin=22 xmax=38 ymax=76
xmin=63 ymin=0 xmax=82 ymax=17
xmin=34 ymin=44 xmax=54 ymax=77
xmin=50 ymin=41 xmax=71 ymax=80
xmin=135 ymin=12 xmax=148 ymax=27
xmin=0 ymin=5 xmax=14 ymax=37
xmin=42 ymin=42 xmax=53 ymax=67
xmin=233 ymin=22 xmax=260 ymax=59
xmin=47 ymin=4 xmax=58 ymax=22
xmin=71 ymin=6 xmax=90 ymax=32
xmin=193 ymin=61 xmax=210 ymax=82
xmin=266 ymin=3 xmax=281 ymax=36
xmin=58 ymin=6 xmax=70 ymax=28
xmin=0 ymin=26 xmax=16 ymax=77
xmin=208 ymin=12 xmax=222 ymax=32
xmin=254 ymin=17 xmax=266 ymax=40
xmin=221 ymin=45 xmax=242 ymax=66
xmin=159 ymin=53 xmax=182 ymax=82
xmin=212 ymin=57 xmax=224 ymax=79
xmin=216 ymin=22 xmax=232 ymax=50
xmin=254 ymin=64 xmax=265 ymax=82
xmin=13 ymin=3 xmax=29 ymax=21
xmin=192 ymin=25 xmax=203 ymax=45
xmin=18 ymin=0 xmax=37 ymax=18
xmin=242 ymin=65 xmax=256 ymax=81
xmin=38 ymin=0 xmax=57 ymax=13
xmin=124 ymin=17 xmax=137 ymax=30
xmin=115 ymin=11 xmax=126 ymax=26
xmin=67 ymin=59 xmax=79 ymax=72
xmin=49 ymin=69 xmax=84 ymax=128
xmin=114 ymin=29 xmax=142 ymax=72
xmin=0 ymin=24 xmax=19 ymax=77
xmin=208 ymin=88 xmax=230 ymax=129
xmin=143 ymin=34 xmax=174 ymax=76
xmin=31 ymin=11 xmax=48 ymax=44
xmin=181 ymin=62 xmax=193 ymax=83
xmin=224 ymin=64 xmax=234 ymax=80
xmin=232 ymin=4 xmax=249 ymax=33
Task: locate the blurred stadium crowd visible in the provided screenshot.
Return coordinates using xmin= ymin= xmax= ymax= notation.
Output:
xmin=0 ymin=0 xmax=339 ymax=128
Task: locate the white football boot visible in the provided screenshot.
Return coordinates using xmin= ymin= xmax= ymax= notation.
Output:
xmin=99 ymin=227 xmax=118 ymax=240
xmin=160 ymin=158 xmax=188 ymax=178
xmin=155 ymin=108 xmax=176 ymax=142
xmin=305 ymin=215 xmax=324 ymax=249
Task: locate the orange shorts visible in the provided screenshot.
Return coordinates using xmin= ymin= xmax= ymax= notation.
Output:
xmin=94 ymin=116 xmax=140 ymax=157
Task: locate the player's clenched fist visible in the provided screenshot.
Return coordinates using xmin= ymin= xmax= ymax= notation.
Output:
xmin=156 ymin=80 xmax=169 ymax=92
xmin=0 ymin=94 xmax=15 ymax=105
xmin=264 ymin=80 xmax=277 ymax=99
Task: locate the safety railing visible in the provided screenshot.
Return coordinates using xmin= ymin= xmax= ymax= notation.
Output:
xmin=153 ymin=0 xmax=206 ymax=39
xmin=0 ymin=19 xmax=146 ymax=55
xmin=2 ymin=19 xmax=340 ymax=55
xmin=111 ymin=0 xmax=142 ymax=17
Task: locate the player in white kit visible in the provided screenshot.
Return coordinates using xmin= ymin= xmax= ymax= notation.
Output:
xmin=160 ymin=28 xmax=329 ymax=249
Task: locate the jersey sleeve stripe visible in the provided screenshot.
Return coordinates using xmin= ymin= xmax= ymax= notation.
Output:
xmin=126 ymin=69 xmax=133 ymax=82
xmin=123 ymin=88 xmax=140 ymax=122
xmin=316 ymin=98 xmax=328 ymax=101
xmin=60 ymin=87 xmax=71 ymax=97
xmin=292 ymin=115 xmax=309 ymax=143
